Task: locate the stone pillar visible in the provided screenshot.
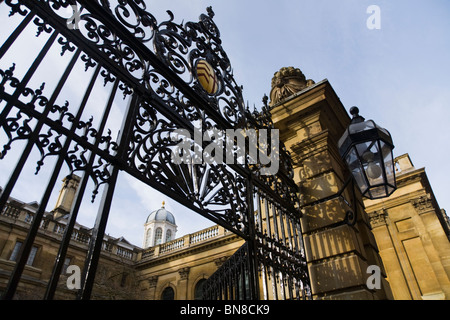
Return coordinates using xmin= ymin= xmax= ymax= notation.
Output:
xmin=177 ymin=267 xmax=190 ymax=299
xmin=147 ymin=276 xmax=158 ymax=300
xmin=270 ymin=67 xmax=392 ymax=299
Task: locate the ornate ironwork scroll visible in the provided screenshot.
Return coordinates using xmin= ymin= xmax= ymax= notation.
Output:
xmin=0 ymin=0 xmax=310 ymax=300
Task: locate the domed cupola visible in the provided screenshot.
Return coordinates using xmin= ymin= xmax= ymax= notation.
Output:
xmin=143 ymin=201 xmax=177 ymax=248
xmin=146 ymin=205 xmax=176 ymax=225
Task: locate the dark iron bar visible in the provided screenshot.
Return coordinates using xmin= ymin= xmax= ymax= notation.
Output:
xmin=0 ymin=10 xmax=35 ymax=60
xmin=272 ymin=205 xmax=285 ymax=300
xmin=0 ymin=29 xmax=57 ymax=126
xmin=0 ymin=30 xmax=59 ymax=218
xmin=256 ymin=191 xmax=269 ymax=300
xmin=278 ymin=208 xmax=290 ymax=299
xmin=245 ymin=179 xmax=259 ymax=300
xmin=77 ymin=164 xmax=119 ymax=299
xmin=78 ymin=90 xmax=139 ymax=299
xmin=76 ymin=78 xmax=123 ymax=299
xmin=2 ymin=47 xmax=81 ymax=299
xmin=44 ymin=64 xmax=102 ymax=299
xmin=265 ymin=199 xmax=278 ymax=300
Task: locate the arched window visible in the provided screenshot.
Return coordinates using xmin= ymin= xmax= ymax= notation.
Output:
xmin=165 ymin=229 xmax=172 ymax=242
xmin=161 ymin=286 xmax=174 ymax=300
xmin=194 ymin=279 xmax=207 ymax=300
xmin=145 ymin=228 xmax=152 ymax=247
xmin=154 ymin=228 xmax=162 ymax=245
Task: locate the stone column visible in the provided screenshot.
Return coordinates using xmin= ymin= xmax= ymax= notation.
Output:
xmin=270 ymin=67 xmax=392 ymax=299
xmin=147 ymin=276 xmax=158 ymax=300
xmin=177 ymin=267 xmax=190 ymax=299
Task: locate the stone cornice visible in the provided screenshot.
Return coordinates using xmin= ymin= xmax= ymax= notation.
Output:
xmin=271 ymin=79 xmax=350 ymax=136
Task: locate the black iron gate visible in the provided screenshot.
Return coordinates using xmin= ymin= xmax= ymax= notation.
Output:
xmin=0 ymin=0 xmax=310 ymax=299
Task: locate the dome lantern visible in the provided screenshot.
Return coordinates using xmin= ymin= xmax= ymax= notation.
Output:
xmin=143 ymin=201 xmax=177 ymax=248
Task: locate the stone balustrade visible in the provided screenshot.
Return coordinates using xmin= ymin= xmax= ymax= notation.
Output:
xmin=139 ymin=225 xmax=229 ymax=261
xmin=1 ymin=202 xmax=231 ymax=263
xmin=0 ymin=202 xmax=136 ymax=261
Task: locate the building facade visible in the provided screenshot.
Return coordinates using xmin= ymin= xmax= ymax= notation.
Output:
xmin=0 ymin=192 xmax=139 ymax=299
xmin=365 ymin=154 xmax=450 ymax=299
xmin=0 ymin=179 xmax=244 ymax=299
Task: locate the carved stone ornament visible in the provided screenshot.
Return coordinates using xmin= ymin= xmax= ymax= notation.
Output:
xmin=368 ymin=209 xmax=388 ymax=228
xmin=411 ymin=195 xmax=433 ymax=214
xmin=148 ymin=276 xmax=158 ymax=288
xmin=178 ymin=267 xmax=191 ymax=280
xmin=269 ymin=67 xmax=315 ymax=106
xmin=214 ymin=256 xmax=228 ymax=268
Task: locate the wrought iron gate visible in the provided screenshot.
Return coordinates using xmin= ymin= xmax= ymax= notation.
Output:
xmin=0 ymin=0 xmax=310 ymax=299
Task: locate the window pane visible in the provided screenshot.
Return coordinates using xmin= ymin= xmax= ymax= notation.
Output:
xmin=62 ymin=257 xmax=71 ymax=274
xmin=155 ymin=228 xmax=162 ymax=245
xmin=161 ymin=287 xmax=175 ymax=300
xmin=194 ymin=279 xmax=206 ymax=300
xmin=145 ymin=228 xmax=152 ymax=247
xmin=166 ymin=230 xmax=172 ymax=242
xmin=27 ymin=246 xmax=38 ymax=266
xmin=9 ymin=241 xmax=22 ymax=261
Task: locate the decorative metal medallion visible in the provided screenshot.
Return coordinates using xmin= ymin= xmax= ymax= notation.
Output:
xmin=196 ymin=59 xmax=219 ymax=95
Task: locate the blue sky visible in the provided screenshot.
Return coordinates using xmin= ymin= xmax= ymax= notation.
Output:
xmin=0 ymin=1 xmax=449 ymax=246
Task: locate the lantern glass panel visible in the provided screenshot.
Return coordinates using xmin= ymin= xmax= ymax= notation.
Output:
xmin=345 ymin=147 xmax=368 ymax=194
xmin=361 ymin=141 xmax=383 ymax=186
xmin=348 ymin=119 xmax=376 ymax=134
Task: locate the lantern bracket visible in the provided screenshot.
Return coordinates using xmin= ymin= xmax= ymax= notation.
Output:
xmin=301 ymin=174 xmax=358 ymax=228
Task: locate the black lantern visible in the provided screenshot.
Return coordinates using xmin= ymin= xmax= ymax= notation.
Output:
xmin=338 ymin=107 xmax=396 ymax=200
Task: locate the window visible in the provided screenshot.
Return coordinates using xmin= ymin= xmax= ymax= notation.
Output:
xmin=145 ymin=228 xmax=152 ymax=247
xmin=27 ymin=246 xmax=38 ymax=266
xmin=161 ymin=286 xmax=174 ymax=300
xmin=62 ymin=257 xmax=71 ymax=274
xmin=154 ymin=228 xmax=162 ymax=245
xmin=194 ymin=279 xmax=207 ymax=300
xmin=9 ymin=241 xmax=22 ymax=262
xmin=166 ymin=229 xmax=172 ymax=242
xmin=120 ymin=273 xmax=128 ymax=287
xmin=9 ymin=241 xmax=38 ymax=266
xmin=24 ymin=213 xmax=33 ymax=223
